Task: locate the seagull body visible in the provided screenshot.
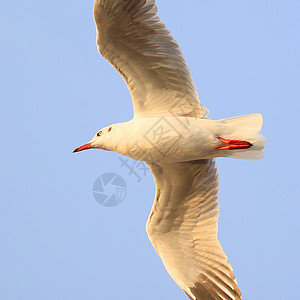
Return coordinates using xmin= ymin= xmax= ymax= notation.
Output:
xmin=85 ymin=116 xmax=265 ymax=163
xmin=74 ymin=1 xmax=266 ymax=299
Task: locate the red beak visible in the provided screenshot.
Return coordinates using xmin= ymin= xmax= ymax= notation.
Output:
xmin=73 ymin=142 xmax=93 ymax=153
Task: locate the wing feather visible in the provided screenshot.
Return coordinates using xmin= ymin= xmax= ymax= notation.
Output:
xmin=93 ymin=0 xmax=207 ymax=118
xmin=147 ymin=160 xmax=242 ymax=300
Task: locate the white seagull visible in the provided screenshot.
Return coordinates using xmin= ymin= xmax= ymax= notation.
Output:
xmin=74 ymin=1 xmax=266 ymax=299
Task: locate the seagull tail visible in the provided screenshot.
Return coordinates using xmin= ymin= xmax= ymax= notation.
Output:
xmin=218 ymin=113 xmax=266 ymax=160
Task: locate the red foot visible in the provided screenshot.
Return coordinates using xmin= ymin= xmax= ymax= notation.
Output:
xmin=216 ymin=137 xmax=252 ymax=150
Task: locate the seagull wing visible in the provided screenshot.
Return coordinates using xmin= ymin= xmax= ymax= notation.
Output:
xmin=147 ymin=159 xmax=242 ymax=300
xmin=93 ymin=0 xmax=208 ymax=118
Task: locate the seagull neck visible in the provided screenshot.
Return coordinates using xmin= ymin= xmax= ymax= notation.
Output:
xmin=108 ymin=121 xmax=131 ymax=154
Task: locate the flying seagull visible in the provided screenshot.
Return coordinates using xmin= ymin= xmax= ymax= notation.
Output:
xmin=74 ymin=1 xmax=266 ymax=299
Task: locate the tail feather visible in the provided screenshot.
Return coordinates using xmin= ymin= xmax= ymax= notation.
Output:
xmin=218 ymin=113 xmax=266 ymax=160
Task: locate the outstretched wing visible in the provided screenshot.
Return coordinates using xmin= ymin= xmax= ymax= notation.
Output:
xmin=93 ymin=0 xmax=208 ymax=118
xmin=147 ymin=159 xmax=242 ymax=300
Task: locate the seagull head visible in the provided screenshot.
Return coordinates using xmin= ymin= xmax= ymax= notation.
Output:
xmin=73 ymin=125 xmax=114 ymax=153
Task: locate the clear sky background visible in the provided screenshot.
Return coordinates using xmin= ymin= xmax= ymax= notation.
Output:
xmin=1 ymin=1 xmax=299 ymax=299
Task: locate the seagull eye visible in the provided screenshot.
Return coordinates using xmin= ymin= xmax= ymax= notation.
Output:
xmin=97 ymin=131 xmax=102 ymax=136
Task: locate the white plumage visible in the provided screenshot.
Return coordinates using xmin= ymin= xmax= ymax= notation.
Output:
xmin=74 ymin=1 xmax=266 ymax=299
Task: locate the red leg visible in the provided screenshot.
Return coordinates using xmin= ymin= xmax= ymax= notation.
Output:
xmin=216 ymin=137 xmax=252 ymax=150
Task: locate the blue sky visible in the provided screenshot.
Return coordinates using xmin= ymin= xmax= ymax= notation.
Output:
xmin=1 ymin=1 xmax=299 ymax=299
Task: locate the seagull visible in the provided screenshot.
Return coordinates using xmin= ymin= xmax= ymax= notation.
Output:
xmin=74 ymin=1 xmax=266 ymax=299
